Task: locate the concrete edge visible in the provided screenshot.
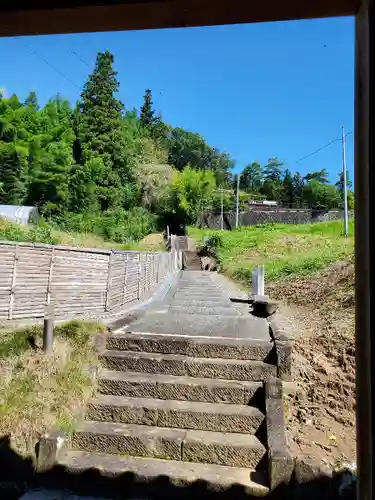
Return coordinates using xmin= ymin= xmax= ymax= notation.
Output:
xmin=264 ymin=377 xmax=294 ymax=490
xmin=36 ymin=430 xmax=68 ymax=473
xmin=268 ymin=313 xmax=296 ymax=381
xmin=106 ymin=268 xmax=182 ymax=331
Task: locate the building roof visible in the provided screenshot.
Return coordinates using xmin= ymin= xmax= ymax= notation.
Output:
xmin=0 ymin=205 xmax=39 ymax=224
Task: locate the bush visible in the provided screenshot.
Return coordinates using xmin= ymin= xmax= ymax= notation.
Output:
xmin=53 ymin=207 xmax=157 ymax=244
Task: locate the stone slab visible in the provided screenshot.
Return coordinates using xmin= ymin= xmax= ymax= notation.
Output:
xmin=168 ymin=306 xmax=241 ymax=316
xmin=100 ymin=350 xmax=277 ymax=381
xmin=87 ymin=394 xmax=264 ymax=434
xmin=72 ymin=422 xmax=265 ymax=469
xmin=171 ymin=299 xmax=233 ymax=308
xmin=127 ymin=312 xmax=270 ymax=340
xmin=72 ymin=421 xmax=183 ymax=461
xmin=98 ymin=369 xmax=263 ymax=404
xmin=265 ymin=378 xmax=294 ymax=490
xmin=107 ymin=332 xmax=273 ymax=361
xmin=182 ymin=429 xmax=266 ymax=468
xmin=59 ymin=450 xmax=269 ymax=495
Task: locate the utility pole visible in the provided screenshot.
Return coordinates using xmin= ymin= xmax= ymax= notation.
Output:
xmin=235 ymin=173 xmax=240 ymax=228
xmin=341 ymin=126 xmax=349 ymax=237
xmin=220 ymin=189 xmax=224 ymax=230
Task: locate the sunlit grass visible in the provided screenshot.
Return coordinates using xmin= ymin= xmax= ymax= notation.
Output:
xmin=189 ymin=220 xmax=354 ymax=284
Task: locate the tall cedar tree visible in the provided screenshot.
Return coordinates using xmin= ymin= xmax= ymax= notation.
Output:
xmin=79 ymin=51 xmax=130 ymax=182
xmin=0 ymin=144 xmax=25 ymax=204
xmin=140 ymin=89 xmax=155 ymax=127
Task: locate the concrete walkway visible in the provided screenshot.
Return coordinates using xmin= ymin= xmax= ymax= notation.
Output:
xmin=22 ymin=271 xmax=273 ymax=499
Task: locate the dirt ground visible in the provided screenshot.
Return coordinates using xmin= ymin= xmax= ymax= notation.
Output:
xmin=268 ymin=261 xmax=356 ymax=469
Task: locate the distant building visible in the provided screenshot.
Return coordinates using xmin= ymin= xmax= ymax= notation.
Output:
xmin=0 ymin=205 xmax=40 ymax=225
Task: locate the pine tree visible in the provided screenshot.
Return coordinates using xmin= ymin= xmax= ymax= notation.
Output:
xmin=140 ymin=89 xmax=155 ymax=127
xmin=0 ymin=144 xmax=26 ymax=204
xmin=79 ymin=51 xmax=129 ymax=182
xmin=24 ymin=91 xmax=39 ymax=110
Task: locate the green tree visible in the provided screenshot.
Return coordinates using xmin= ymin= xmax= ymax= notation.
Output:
xmin=0 ymin=143 xmax=27 ymax=204
xmin=24 ymin=91 xmax=39 ymax=110
xmin=335 ymin=170 xmax=352 ymax=194
xmin=167 ymin=166 xmax=217 ymax=224
xmin=303 ymin=179 xmax=341 ymax=209
xmin=240 ymin=162 xmax=263 ymax=192
xmin=140 ymin=89 xmax=155 ymax=128
xmin=304 ymin=168 xmax=329 ymax=184
xmin=79 ymin=51 xmax=132 ymax=185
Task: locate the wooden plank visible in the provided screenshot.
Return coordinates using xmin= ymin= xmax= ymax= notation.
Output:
xmin=8 ymin=245 xmax=17 ymax=320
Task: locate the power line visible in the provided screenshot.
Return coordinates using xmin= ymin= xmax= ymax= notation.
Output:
xmin=296 ymin=132 xmax=352 ymax=163
xmin=53 ymin=34 xmax=91 ymax=70
xmin=19 ymin=39 xmax=81 ymax=91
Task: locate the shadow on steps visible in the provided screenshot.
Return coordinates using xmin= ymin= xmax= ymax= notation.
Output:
xmin=0 ymin=435 xmax=355 ymax=500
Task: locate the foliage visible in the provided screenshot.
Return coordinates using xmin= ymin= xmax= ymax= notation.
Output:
xmin=189 ymin=219 xmax=354 ymax=284
xmin=166 ymin=167 xmax=217 ymax=224
xmin=0 ymin=49 xmax=352 ymax=245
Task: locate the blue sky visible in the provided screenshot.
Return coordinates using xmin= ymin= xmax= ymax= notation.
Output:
xmin=0 ymin=17 xmax=354 ymax=183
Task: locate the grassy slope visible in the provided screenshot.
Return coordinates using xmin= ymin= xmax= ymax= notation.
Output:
xmin=189 ymin=220 xmax=354 ymax=285
xmin=0 ymin=218 xmax=165 ymax=252
xmin=0 ymin=321 xmax=105 ymax=458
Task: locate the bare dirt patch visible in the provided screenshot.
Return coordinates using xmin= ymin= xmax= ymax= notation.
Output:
xmin=268 ymin=261 xmax=356 ymax=468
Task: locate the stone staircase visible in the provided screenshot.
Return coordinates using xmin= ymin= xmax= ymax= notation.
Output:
xmin=182 ymin=251 xmax=202 ymax=270
xmin=56 ymin=272 xmax=288 ymax=496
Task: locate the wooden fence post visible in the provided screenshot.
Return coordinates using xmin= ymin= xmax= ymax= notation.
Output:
xmin=122 ymin=254 xmax=128 ymax=307
xmin=8 ymin=244 xmax=18 ymax=320
xmin=46 ymin=247 xmax=55 ymax=306
xmin=105 ymin=253 xmax=113 ymax=312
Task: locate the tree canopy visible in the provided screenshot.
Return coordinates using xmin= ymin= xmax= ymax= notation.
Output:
xmin=0 ymin=50 xmax=352 ymax=243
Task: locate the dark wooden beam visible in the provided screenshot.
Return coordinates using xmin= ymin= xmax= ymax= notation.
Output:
xmin=0 ymin=0 xmax=359 ymax=38
xmin=355 ymin=2 xmax=373 ymax=499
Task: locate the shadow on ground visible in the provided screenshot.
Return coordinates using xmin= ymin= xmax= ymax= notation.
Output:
xmin=0 ymin=436 xmax=356 ymax=500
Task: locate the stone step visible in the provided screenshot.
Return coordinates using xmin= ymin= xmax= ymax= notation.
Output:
xmin=98 ymin=369 xmax=263 ymax=405
xmin=100 ymin=350 xmax=277 ymax=381
xmin=107 ymin=332 xmax=273 ymax=360
xmin=71 ymin=421 xmax=266 ymax=468
xmin=59 ymin=451 xmax=269 ymax=496
xmin=168 ymin=306 xmax=240 ymax=316
xmin=171 ymin=299 xmax=233 ymax=308
xmin=125 ymin=312 xmax=270 ymax=340
xmin=87 ymin=394 xmax=264 ymax=434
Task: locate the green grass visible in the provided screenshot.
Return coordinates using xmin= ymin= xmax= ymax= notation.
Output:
xmin=0 ymin=218 xmax=165 ymax=251
xmin=0 ymin=320 xmax=105 ymax=457
xmin=189 ymin=220 xmax=354 ymax=285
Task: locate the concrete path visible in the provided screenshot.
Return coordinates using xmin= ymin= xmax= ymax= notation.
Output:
xmin=115 ymin=270 xmax=269 ymax=342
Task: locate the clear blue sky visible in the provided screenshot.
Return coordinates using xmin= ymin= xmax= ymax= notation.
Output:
xmin=0 ymin=17 xmax=354 ymax=183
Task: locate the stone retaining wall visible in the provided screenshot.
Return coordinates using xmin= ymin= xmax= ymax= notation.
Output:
xmin=200 ymin=209 xmax=354 ymax=229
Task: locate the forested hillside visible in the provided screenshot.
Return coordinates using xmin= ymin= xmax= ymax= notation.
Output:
xmin=0 ymin=50 xmax=352 ymax=244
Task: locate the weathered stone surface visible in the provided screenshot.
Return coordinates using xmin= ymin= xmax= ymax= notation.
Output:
xmin=59 ymin=450 xmax=269 ymax=495
xmin=126 ymin=311 xmax=270 ymax=340
xmin=107 ymin=334 xmax=190 ymax=355
xmin=101 ymin=350 xmax=276 ymax=381
xmin=265 ymin=378 xmax=294 ymax=490
xmin=100 ymin=350 xmax=186 ymax=376
xmin=98 ymin=371 xmax=158 ymax=398
xmin=184 ymin=356 xmax=277 ymax=381
xmin=107 ymin=332 xmax=273 ymax=360
xmin=186 ymin=337 xmax=273 ymax=361
xmin=98 ymin=369 xmax=263 ymax=404
xmin=275 ymin=340 xmax=293 ymax=381
xmin=72 ymin=421 xmax=183 ymax=460
xmin=36 ymin=430 xmax=67 ymax=472
xmin=183 ymin=430 xmax=266 ymax=468
xmin=269 ymin=314 xmax=296 ymax=342
xmin=294 ymin=457 xmax=332 ymax=483
xmin=169 ymin=306 xmax=240 ymax=316
xmin=88 ymin=394 xmax=264 ymax=434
